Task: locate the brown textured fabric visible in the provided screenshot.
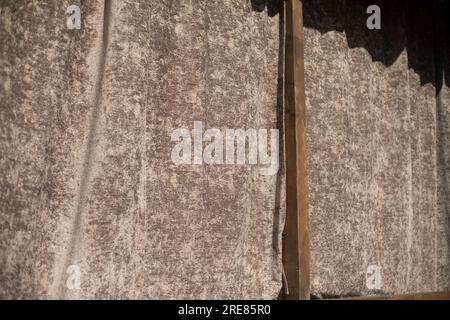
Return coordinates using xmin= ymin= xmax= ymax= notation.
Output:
xmin=304 ymin=0 xmax=450 ymax=297
xmin=1 ymin=0 xmax=449 ymax=300
xmin=0 ymin=0 xmax=283 ymax=299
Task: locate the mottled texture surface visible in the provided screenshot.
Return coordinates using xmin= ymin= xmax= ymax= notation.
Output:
xmin=0 ymin=0 xmax=283 ymax=299
xmin=304 ymin=0 xmax=450 ymax=297
xmin=2 ymin=0 xmax=449 ymax=300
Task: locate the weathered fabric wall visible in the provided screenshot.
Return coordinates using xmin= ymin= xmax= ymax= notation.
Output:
xmin=304 ymin=0 xmax=450 ymax=297
xmin=2 ymin=0 xmax=449 ymax=300
xmin=0 ymin=0 xmax=283 ymax=299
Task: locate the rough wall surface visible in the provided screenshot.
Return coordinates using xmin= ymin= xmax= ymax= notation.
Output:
xmin=0 ymin=0 xmax=283 ymax=299
xmin=2 ymin=0 xmax=449 ymax=300
xmin=304 ymin=0 xmax=450 ymax=297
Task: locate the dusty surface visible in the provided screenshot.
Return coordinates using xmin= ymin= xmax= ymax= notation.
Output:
xmin=1 ymin=0 xmax=449 ymax=300
xmin=0 ymin=0 xmax=283 ymax=299
xmin=304 ymin=0 xmax=450 ymax=297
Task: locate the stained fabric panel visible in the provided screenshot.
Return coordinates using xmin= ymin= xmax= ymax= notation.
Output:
xmin=0 ymin=0 xmax=283 ymax=299
xmin=1 ymin=0 xmax=449 ymax=300
xmin=304 ymin=0 xmax=450 ymax=297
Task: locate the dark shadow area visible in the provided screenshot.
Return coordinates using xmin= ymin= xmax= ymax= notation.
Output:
xmin=439 ymin=0 xmax=450 ymax=91
xmin=302 ymin=0 xmax=448 ymax=90
xmin=446 ymin=0 xmax=450 ymax=90
xmin=251 ymin=0 xmax=282 ymax=17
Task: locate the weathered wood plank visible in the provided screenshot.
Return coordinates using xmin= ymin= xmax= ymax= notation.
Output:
xmin=282 ymin=0 xmax=310 ymax=300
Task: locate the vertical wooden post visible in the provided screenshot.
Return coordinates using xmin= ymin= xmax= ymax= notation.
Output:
xmin=283 ymin=0 xmax=310 ymax=300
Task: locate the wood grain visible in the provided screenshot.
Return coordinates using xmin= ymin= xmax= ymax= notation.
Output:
xmin=282 ymin=0 xmax=311 ymax=300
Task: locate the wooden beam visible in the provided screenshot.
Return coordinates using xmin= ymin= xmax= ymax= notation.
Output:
xmin=282 ymin=0 xmax=310 ymax=300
